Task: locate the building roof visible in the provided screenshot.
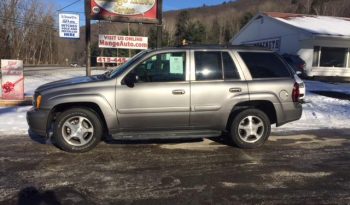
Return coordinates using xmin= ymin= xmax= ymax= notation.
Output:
xmin=263 ymin=12 xmax=350 ymax=37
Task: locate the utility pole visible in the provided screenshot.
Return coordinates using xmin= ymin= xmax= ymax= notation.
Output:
xmin=85 ymin=0 xmax=92 ymax=76
xmin=156 ymin=0 xmax=163 ymax=48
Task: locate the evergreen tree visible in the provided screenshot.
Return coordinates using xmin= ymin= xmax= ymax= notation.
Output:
xmin=175 ymin=11 xmax=191 ymax=45
xmin=209 ymin=18 xmax=221 ymax=44
xmin=187 ymin=21 xmax=206 ymax=44
xmin=223 ymin=21 xmax=233 ymax=44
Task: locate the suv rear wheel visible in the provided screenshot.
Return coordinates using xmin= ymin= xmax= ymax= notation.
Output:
xmin=230 ymin=109 xmax=271 ymax=148
xmin=52 ymin=108 xmax=103 ymax=153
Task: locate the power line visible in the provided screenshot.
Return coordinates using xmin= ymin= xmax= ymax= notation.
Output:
xmin=57 ymin=0 xmax=82 ymax=12
xmin=58 ymin=10 xmax=85 ymax=14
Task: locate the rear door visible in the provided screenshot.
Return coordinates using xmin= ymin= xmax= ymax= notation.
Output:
xmin=190 ymin=50 xmax=249 ymax=130
xmin=237 ymin=51 xmax=295 ymax=102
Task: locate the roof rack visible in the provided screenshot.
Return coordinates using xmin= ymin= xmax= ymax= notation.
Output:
xmin=155 ymin=44 xmax=271 ymax=51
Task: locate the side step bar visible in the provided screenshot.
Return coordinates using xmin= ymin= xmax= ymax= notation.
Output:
xmin=111 ymin=130 xmax=222 ymax=140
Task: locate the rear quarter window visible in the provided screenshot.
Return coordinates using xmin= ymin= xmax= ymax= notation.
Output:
xmin=239 ymin=52 xmax=292 ymax=79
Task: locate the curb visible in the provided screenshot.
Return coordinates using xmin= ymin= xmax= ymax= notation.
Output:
xmin=0 ymin=96 xmax=33 ymax=107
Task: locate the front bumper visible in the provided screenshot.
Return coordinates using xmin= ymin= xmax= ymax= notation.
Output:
xmin=26 ymin=107 xmax=50 ymax=137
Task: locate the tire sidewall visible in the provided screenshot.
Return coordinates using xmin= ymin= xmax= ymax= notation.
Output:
xmin=230 ymin=109 xmax=271 ymax=149
xmin=53 ymin=108 xmax=103 ymax=153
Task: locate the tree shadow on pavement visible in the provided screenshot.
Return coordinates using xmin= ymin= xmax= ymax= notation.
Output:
xmin=3 ymin=186 xmax=94 ymax=205
xmin=17 ymin=187 xmax=61 ymax=205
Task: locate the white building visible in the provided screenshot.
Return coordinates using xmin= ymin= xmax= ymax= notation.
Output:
xmin=231 ymin=12 xmax=350 ymax=78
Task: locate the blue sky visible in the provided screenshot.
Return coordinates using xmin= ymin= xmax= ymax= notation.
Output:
xmin=55 ymin=0 xmax=229 ymax=17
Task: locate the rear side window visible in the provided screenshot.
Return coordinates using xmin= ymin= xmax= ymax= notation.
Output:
xmin=195 ymin=51 xmax=240 ymax=81
xmin=195 ymin=52 xmax=222 ymax=80
xmin=223 ymin=52 xmax=240 ymax=80
xmin=239 ymin=52 xmax=291 ymax=78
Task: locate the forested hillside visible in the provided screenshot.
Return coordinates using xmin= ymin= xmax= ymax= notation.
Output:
xmin=1 ymin=0 xmax=350 ymax=65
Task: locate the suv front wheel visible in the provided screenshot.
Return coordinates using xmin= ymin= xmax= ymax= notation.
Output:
xmin=52 ymin=108 xmax=103 ymax=153
xmin=230 ymin=109 xmax=271 ymax=149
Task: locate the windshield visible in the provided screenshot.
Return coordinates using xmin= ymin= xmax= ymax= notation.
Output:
xmin=107 ymin=50 xmax=150 ymax=78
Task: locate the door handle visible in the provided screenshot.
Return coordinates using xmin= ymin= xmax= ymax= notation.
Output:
xmin=229 ymin=88 xmax=242 ymax=93
xmin=172 ymin=89 xmax=186 ymax=95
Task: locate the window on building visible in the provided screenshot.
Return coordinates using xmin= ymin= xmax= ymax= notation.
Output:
xmin=313 ymin=46 xmax=349 ymax=68
xmin=239 ymin=52 xmax=292 ymax=78
xmin=320 ymin=47 xmax=348 ymax=68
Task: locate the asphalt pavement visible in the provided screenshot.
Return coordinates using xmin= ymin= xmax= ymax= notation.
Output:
xmin=0 ymin=129 xmax=349 ymax=205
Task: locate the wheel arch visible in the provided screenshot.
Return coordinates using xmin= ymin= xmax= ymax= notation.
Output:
xmin=226 ymin=100 xmax=277 ymax=131
xmin=48 ymin=102 xmax=109 ymax=136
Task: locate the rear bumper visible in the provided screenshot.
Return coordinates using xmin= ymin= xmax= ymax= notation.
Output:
xmin=276 ymin=102 xmax=303 ymax=127
xmin=26 ymin=107 xmax=50 ymax=137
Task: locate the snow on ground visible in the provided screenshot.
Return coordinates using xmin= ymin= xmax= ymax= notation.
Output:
xmin=1 ymin=68 xmax=105 ymax=135
xmin=0 ymin=71 xmax=349 ymax=136
xmin=273 ymin=80 xmax=350 ymax=132
xmin=24 ymin=67 xmax=105 ymax=96
xmin=273 ymin=92 xmax=350 ymax=132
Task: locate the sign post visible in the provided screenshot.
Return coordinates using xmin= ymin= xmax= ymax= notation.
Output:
xmin=85 ymin=0 xmax=92 ymax=76
xmin=1 ymin=60 xmax=24 ymax=100
xmin=157 ymin=0 xmax=163 ymax=48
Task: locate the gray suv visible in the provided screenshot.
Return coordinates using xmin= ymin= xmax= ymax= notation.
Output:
xmin=27 ymin=46 xmax=303 ymax=153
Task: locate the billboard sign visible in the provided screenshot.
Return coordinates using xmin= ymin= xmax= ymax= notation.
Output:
xmin=1 ymin=60 xmax=24 ymax=100
xmin=97 ymin=57 xmax=130 ymax=64
xmin=99 ymin=35 xmax=148 ymax=50
xmin=59 ymin=13 xmax=80 ymax=39
xmin=90 ymin=0 xmax=160 ymax=24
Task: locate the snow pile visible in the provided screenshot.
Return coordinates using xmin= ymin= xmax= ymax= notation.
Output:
xmin=0 ymin=106 xmax=31 ymax=135
xmin=274 ymin=80 xmax=350 ymax=132
xmin=274 ymin=92 xmax=350 ymax=132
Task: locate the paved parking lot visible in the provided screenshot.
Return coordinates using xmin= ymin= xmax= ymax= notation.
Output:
xmin=0 ymin=129 xmax=349 ymax=205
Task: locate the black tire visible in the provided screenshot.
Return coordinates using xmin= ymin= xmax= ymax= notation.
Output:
xmin=230 ymin=109 xmax=271 ymax=149
xmin=52 ymin=108 xmax=103 ymax=153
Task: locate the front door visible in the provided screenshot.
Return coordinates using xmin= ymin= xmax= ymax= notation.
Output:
xmin=116 ymin=51 xmax=190 ymax=131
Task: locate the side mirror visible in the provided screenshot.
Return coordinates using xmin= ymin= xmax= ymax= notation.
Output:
xmin=124 ymin=73 xmax=137 ymax=88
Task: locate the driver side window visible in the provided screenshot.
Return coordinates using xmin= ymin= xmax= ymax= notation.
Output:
xmin=128 ymin=52 xmax=186 ymax=83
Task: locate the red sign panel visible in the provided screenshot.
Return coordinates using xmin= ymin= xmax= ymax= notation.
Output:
xmin=91 ymin=0 xmax=160 ymax=24
xmin=1 ymin=60 xmax=24 ymax=100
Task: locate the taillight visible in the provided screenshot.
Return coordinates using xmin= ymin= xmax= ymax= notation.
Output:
xmin=292 ymin=83 xmax=300 ymax=102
